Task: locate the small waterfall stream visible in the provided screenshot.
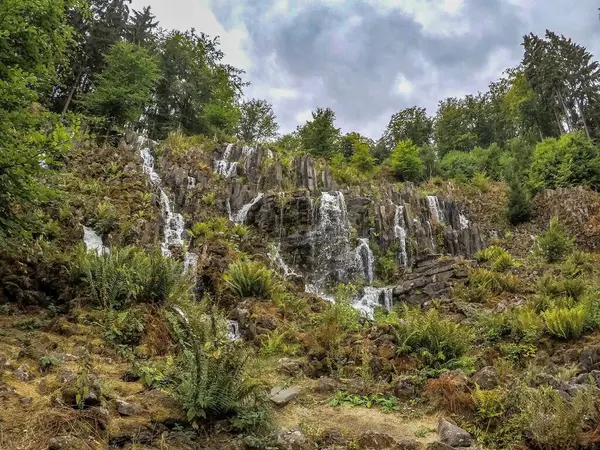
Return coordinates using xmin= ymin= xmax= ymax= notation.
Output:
xmin=231 ymin=193 xmax=264 ymax=224
xmin=214 ymin=143 xmax=237 ymax=177
xmin=426 ymin=195 xmax=444 ymax=223
xmin=83 ymin=226 xmax=109 ymax=255
xmin=354 ymin=238 xmax=374 ymax=284
xmin=353 ymin=287 xmax=393 ymax=318
xmin=394 ymin=205 xmax=408 ymax=267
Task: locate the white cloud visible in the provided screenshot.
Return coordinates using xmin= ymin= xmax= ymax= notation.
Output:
xmin=394 ymin=74 xmax=414 ymax=96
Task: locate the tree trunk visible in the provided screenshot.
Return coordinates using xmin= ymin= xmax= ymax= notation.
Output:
xmin=577 ymin=98 xmax=591 ymax=138
xmin=62 ymin=69 xmax=83 ymax=115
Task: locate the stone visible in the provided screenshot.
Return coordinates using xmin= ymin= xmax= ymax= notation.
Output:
xmin=116 ymin=399 xmax=144 ymax=416
xmin=579 ymin=346 xmax=600 ymax=371
xmin=437 ymin=418 xmax=472 ymax=447
xmin=472 ymin=366 xmax=498 ymax=390
xmin=276 ymin=428 xmax=315 ymax=450
xmin=14 ymin=364 xmax=32 ymax=381
xmin=48 ymin=435 xmax=88 ymax=450
xmin=357 ymin=431 xmax=397 ymax=449
xmin=394 ymin=377 xmax=419 ymax=400
xmin=270 ymin=386 xmax=300 ymax=406
xmin=315 ymin=376 xmax=340 ymax=393
xmin=320 ymin=428 xmax=347 ymax=446
xmin=278 ymin=358 xmax=304 ymax=376
xmin=20 ymin=396 xmax=32 ymax=406
xmin=562 ymin=348 xmax=580 ymax=363
xmin=426 ymin=443 xmax=454 ymax=450
xmin=393 ymin=440 xmax=425 ymax=449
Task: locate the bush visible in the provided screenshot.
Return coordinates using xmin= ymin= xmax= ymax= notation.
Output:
xmin=189 ymin=217 xmax=229 ymax=240
xmin=224 ymin=260 xmax=275 ymax=299
xmin=169 ymin=302 xmax=265 ymax=423
xmin=471 ymin=172 xmax=491 ymax=192
xmin=542 ymin=304 xmax=586 ymax=340
xmin=511 ymin=308 xmax=544 ymax=343
xmin=475 ymin=246 xmax=517 ymax=272
xmin=439 ymin=151 xmax=479 ymax=180
xmin=537 ymin=275 xmax=585 ymax=300
xmin=562 ymin=251 xmax=594 ymax=279
xmin=506 ymin=175 xmax=532 ymax=225
xmin=73 ymin=246 xmax=191 ymax=309
xmin=536 ymin=217 xmax=574 ymax=263
xmin=519 ymin=386 xmax=598 ymax=449
xmin=469 ymin=268 xmax=519 ymax=295
xmin=387 ymin=140 xmax=423 ymax=182
xmin=529 ymin=131 xmax=600 ymax=192
xmin=395 ymin=307 xmax=474 ymax=369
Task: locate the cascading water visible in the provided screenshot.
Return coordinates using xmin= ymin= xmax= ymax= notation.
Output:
xmin=353 ymin=287 xmax=393 ymax=318
xmin=426 ymin=196 xmax=444 ymax=223
xmin=214 ymin=143 xmax=237 ymax=177
xmin=83 ymin=226 xmax=109 ymax=255
xmin=187 ymin=176 xmax=196 ymax=189
xmin=183 ymin=252 xmax=199 ymax=275
xmin=394 ymin=205 xmax=408 ymax=267
xmin=459 ymin=213 xmax=470 ymax=230
xmin=354 ymin=238 xmax=374 ymax=284
xmin=227 ymin=320 xmax=241 ymax=340
xmin=231 ymin=193 xmax=264 ymax=224
xmin=268 ymin=245 xmax=299 ymax=277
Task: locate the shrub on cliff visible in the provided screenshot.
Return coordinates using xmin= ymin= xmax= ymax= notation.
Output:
xmin=387 ymin=140 xmax=424 ymax=182
xmin=536 ymin=217 xmax=574 ymax=263
xmin=224 ymin=260 xmax=275 ymax=299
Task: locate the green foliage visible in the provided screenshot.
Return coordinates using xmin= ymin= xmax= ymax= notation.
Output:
xmin=387 ymin=140 xmax=424 ymax=182
xmin=506 ymin=173 xmax=533 ymax=225
xmin=237 ymin=98 xmax=279 ymax=143
xmin=224 ymin=260 xmax=275 ymax=299
xmin=439 ymin=151 xmax=479 ymax=180
xmin=541 ymin=304 xmax=586 ymax=340
xmin=131 ymin=357 xmax=175 ymax=389
xmin=472 ymin=386 xmax=506 ymax=424
xmin=512 ymin=308 xmax=544 ymax=343
xmin=475 ymin=246 xmax=517 ymax=272
xmin=170 ymin=301 xmax=265 ymax=424
xmin=83 ymin=41 xmax=160 ymax=128
xmin=297 ymin=107 xmax=340 ymax=158
xmin=328 ymin=391 xmax=400 ymax=413
xmin=381 ymin=106 xmax=433 ymax=153
xmin=350 ymin=141 xmax=377 ymax=173
xmin=468 ymin=268 xmax=519 ymax=296
xmin=536 ymin=217 xmax=574 ymax=263
xmin=529 ymin=131 xmax=600 ymax=192
xmin=537 ymin=275 xmax=585 ymax=300
xmin=473 ymin=311 xmax=511 ymax=343
xmin=259 ymin=329 xmax=299 ymax=357
xmin=394 ymin=307 xmax=474 ymax=369
xmin=519 ymin=386 xmax=598 ymax=450
xmin=73 ymin=245 xmax=191 ymax=309
xmin=201 ymin=192 xmax=216 ymax=206
xmin=471 ymin=172 xmax=491 ymax=192
xmin=561 ymin=251 xmax=594 ymax=279
xmin=188 ymin=217 xmax=229 ymax=240
xmin=38 ymin=355 xmax=63 ymax=373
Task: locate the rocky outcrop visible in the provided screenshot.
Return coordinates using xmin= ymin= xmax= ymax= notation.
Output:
xmin=393 ymin=256 xmax=468 ymax=305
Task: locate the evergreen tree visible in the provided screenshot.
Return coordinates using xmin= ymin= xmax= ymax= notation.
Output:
xmin=236 ymin=99 xmax=279 ymax=142
xmin=82 ymin=41 xmax=160 ymax=129
xmin=506 ymin=172 xmax=532 ymax=225
xmin=125 ymin=6 xmax=159 ymax=47
xmin=297 ymin=107 xmax=340 ymax=158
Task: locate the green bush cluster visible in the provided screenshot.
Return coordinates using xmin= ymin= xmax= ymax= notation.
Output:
xmin=536 ymin=217 xmax=574 ymax=263
xmin=73 ymin=246 xmax=192 ymax=309
xmin=475 ymin=246 xmax=518 ymax=272
xmin=224 ymin=260 xmax=275 ymax=299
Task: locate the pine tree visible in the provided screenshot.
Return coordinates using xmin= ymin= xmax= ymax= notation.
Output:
xmin=506 ymin=170 xmax=532 ymax=225
xmin=125 ymin=6 xmax=159 ymax=47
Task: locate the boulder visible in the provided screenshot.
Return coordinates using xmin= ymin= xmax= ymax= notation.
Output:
xmin=277 ymin=358 xmax=304 ymax=376
xmin=472 ymin=366 xmax=498 ymax=390
xmin=276 ymin=429 xmax=315 ymax=450
xmin=393 ymin=376 xmax=420 ymax=399
xmin=579 ymin=346 xmax=600 ymax=371
xmin=319 ymin=428 xmax=347 ymax=446
xmin=14 ymin=364 xmax=32 ymax=381
xmin=315 ymin=377 xmax=340 ymax=393
xmin=394 ymin=440 xmax=425 ymax=449
xmin=357 ymin=431 xmax=397 ymax=449
xmin=270 ymin=386 xmax=301 ymax=406
xmin=426 ymin=443 xmax=454 ymax=450
xmin=437 ymin=418 xmax=472 ymax=447
xmin=116 ymin=399 xmax=144 ymax=416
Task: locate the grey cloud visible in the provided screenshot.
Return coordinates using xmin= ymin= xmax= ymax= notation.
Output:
xmin=209 ymin=0 xmax=600 ymax=138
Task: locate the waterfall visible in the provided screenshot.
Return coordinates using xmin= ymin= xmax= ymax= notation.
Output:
xmin=159 ymin=190 xmax=185 ymax=256
xmin=231 ymin=193 xmax=264 ymax=224
xmin=354 ymin=238 xmax=374 ymax=284
xmin=83 ymin=226 xmax=108 ymax=255
xmin=269 ymin=245 xmax=298 ymax=277
xmin=183 ymin=252 xmax=199 ymax=275
xmin=214 ymin=143 xmax=238 ymax=177
xmin=227 ymin=320 xmax=241 ymax=340
xmin=394 ymin=205 xmax=408 ymax=267
xmin=353 ymin=287 xmax=393 ymax=318
xmin=266 ymin=149 xmax=274 ymax=159
xmin=426 ymin=196 xmax=444 ymax=222
xmin=140 ymin=148 xmax=162 ymax=185
xmin=187 ymin=176 xmax=196 ymax=189
xmin=459 ymin=213 xmax=469 ymax=230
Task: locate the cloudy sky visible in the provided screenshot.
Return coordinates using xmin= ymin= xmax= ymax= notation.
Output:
xmin=130 ymin=0 xmax=600 ymax=139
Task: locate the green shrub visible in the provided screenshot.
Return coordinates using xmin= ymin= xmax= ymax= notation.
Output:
xmin=103 ymin=309 xmax=145 ymax=348
xmin=475 ymin=246 xmax=517 ymax=272
xmin=232 ymin=224 xmax=250 ymax=240
xmin=471 ymin=172 xmax=491 ymax=192
xmin=131 ymin=357 xmax=175 ymax=389
xmin=73 ymin=246 xmax=191 ymax=309
xmin=259 ymin=329 xmax=299 ymax=357
xmin=519 ymin=386 xmax=598 ymax=450
xmin=536 ymin=217 xmax=574 ymax=263
xmin=537 ymin=275 xmax=585 ymax=300
xmin=511 ymin=308 xmax=544 ymax=343
xmin=39 ymin=355 xmax=63 ymax=373
xmin=562 ymin=251 xmax=594 ymax=279
xmin=189 ymin=217 xmax=229 ymax=240
xmin=224 ymin=260 xmax=275 ymax=299
xmin=202 ymin=192 xmax=216 ymax=206
xmin=170 ymin=302 xmax=265 ymax=424
xmin=473 ymin=311 xmax=511 ymax=342
xmin=439 ymin=151 xmax=479 ymax=180
xmin=506 ymin=175 xmax=532 ymax=225
xmin=541 ymin=304 xmax=586 ymax=340
xmin=469 ymin=268 xmax=519 ymax=295
xmin=394 ymin=307 xmax=474 ymax=368
xmin=472 ymin=386 xmax=505 ymax=426
xmin=581 ymin=293 xmax=600 ymax=331
xmin=388 ymin=140 xmax=423 ymax=182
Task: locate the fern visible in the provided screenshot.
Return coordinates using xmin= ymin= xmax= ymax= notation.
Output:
xmin=224 ymin=260 xmax=275 ymax=299
xmin=542 ymin=304 xmax=586 ymax=340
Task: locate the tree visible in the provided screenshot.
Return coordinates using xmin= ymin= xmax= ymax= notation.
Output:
xmin=236 ymin=99 xmax=279 ymax=142
xmin=83 ymin=41 xmax=160 ymax=129
xmin=434 ymin=97 xmax=479 ymax=157
xmin=506 ymin=168 xmax=532 ymax=225
xmin=297 ymin=107 xmax=340 ymax=158
xmin=339 ymin=132 xmax=374 ymax=158
xmin=0 ymin=0 xmax=81 ymax=238
xmin=529 ymin=131 xmax=600 ymax=192
xmin=381 ymin=106 xmax=433 ymax=152
xmin=350 ymin=140 xmax=376 ymax=173
xmin=149 ymin=30 xmax=246 ymax=139
xmin=388 ymin=140 xmax=423 ymax=182
xmin=419 ymin=144 xmax=439 ymax=179
xmin=125 ymin=6 xmax=158 ymax=47
xmin=53 ymin=0 xmax=132 ymax=113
